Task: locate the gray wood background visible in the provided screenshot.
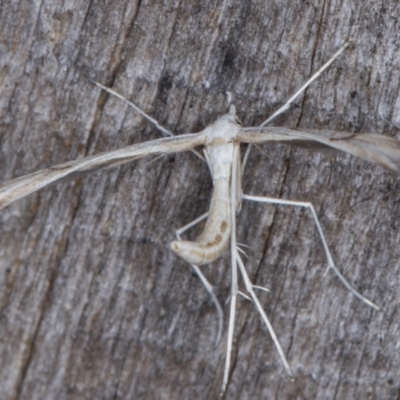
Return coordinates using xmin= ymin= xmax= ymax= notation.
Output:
xmin=1 ymin=1 xmax=400 ymax=399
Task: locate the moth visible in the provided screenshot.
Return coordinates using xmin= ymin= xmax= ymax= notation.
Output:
xmin=1 ymin=41 xmax=399 ymax=393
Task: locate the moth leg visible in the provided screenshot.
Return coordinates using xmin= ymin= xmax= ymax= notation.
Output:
xmin=236 ymin=250 xmax=292 ymax=376
xmin=92 ymin=80 xmax=205 ymax=161
xmin=175 ymin=212 xmax=223 ymax=344
xmin=242 ymin=40 xmax=350 ymax=175
xmin=242 ymin=194 xmax=379 ymax=310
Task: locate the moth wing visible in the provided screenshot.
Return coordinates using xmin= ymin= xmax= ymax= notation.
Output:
xmin=0 ymin=133 xmax=204 ymax=210
xmin=240 ymin=127 xmax=400 ymax=173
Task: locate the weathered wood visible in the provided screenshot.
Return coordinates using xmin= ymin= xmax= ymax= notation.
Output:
xmin=1 ymin=1 xmax=400 ymax=399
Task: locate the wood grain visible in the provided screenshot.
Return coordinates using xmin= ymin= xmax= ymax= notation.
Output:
xmin=1 ymin=1 xmax=400 ymax=399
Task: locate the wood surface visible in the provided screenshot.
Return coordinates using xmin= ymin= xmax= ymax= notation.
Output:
xmin=1 ymin=1 xmax=400 ymax=399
